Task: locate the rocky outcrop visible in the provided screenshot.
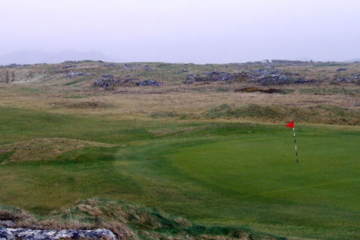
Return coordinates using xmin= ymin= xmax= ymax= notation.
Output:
xmin=0 ymin=228 xmax=117 ymax=240
xmin=94 ymin=75 xmax=161 ymax=89
xmin=135 ymin=80 xmax=161 ymax=87
xmin=184 ymin=69 xmax=315 ymax=86
xmin=184 ymin=71 xmax=249 ymax=84
xmin=256 ymin=74 xmax=314 ymax=85
xmin=250 ymin=68 xmax=312 ymax=85
xmin=93 ymin=75 xmax=123 ymax=89
xmin=334 ymin=73 xmax=360 ymax=84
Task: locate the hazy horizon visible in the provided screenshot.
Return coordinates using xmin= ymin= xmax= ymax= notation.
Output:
xmin=1 ymin=0 xmax=360 ymax=64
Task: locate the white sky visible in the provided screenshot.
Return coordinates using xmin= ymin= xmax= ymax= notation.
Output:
xmin=1 ymin=0 xmax=360 ymax=63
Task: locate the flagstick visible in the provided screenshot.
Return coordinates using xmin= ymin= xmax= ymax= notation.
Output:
xmin=292 ymin=127 xmax=299 ymax=163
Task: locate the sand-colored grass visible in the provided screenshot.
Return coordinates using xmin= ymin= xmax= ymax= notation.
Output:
xmin=0 ymin=138 xmax=115 ymax=163
xmin=1 ymin=83 xmax=359 ymax=121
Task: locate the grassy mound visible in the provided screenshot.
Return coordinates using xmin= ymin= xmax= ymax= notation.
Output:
xmin=0 ymin=138 xmax=115 ymax=163
xmin=0 ymin=199 xmax=285 ymax=240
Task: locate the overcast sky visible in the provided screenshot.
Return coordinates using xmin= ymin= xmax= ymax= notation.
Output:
xmin=1 ymin=0 xmax=360 ymax=64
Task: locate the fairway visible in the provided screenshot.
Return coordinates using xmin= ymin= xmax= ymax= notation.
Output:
xmin=1 ymin=107 xmax=360 ymax=240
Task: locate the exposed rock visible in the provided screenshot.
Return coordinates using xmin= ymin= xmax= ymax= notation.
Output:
xmin=256 ymin=74 xmax=292 ymax=85
xmin=0 ymin=199 xmax=286 ymax=240
xmin=251 ymin=68 xmax=313 ymax=85
xmin=205 ymin=72 xmax=237 ymax=81
xmin=94 ymin=75 xmax=161 ymax=89
xmin=184 ymin=74 xmax=196 ymax=84
xmin=293 ymin=79 xmax=317 ymax=84
xmin=184 ymin=69 xmax=313 ymax=85
xmin=352 ymin=73 xmax=360 ymax=80
xmin=93 ymin=79 xmax=121 ymax=89
xmin=143 ymin=65 xmax=153 ymax=71
xmin=0 ymin=228 xmax=117 ymax=240
xmin=135 ymin=80 xmax=161 ymax=87
xmin=334 ymin=73 xmax=360 ymax=83
xmin=93 ymin=75 xmax=120 ymax=89
xmin=93 ymin=75 xmax=140 ymax=90
xmin=184 ymin=71 xmax=249 ymax=84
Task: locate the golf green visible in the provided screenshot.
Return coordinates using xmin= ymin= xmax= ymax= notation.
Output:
xmin=166 ymin=131 xmax=360 ymax=239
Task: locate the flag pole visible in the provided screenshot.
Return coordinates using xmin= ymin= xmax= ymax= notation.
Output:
xmin=292 ymin=127 xmax=299 ymax=163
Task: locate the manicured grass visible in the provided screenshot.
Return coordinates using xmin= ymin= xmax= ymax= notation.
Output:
xmin=167 ymin=131 xmax=360 ymax=240
xmin=0 ymin=107 xmax=359 ymax=239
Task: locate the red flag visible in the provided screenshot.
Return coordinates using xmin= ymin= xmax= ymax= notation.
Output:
xmin=286 ymin=120 xmax=295 ymax=128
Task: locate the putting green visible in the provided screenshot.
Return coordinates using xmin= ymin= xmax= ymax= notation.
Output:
xmin=171 ymin=135 xmax=360 ymax=209
xmin=167 ymin=132 xmax=360 ymax=239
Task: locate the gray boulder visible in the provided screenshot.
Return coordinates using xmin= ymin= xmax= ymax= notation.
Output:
xmin=0 ymin=228 xmax=117 ymax=240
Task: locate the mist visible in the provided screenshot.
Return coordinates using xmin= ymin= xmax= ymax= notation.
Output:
xmin=1 ymin=0 xmax=360 ymax=64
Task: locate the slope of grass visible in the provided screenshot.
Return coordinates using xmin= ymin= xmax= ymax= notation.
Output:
xmin=0 ymin=107 xmax=360 ymax=240
xmin=0 ymin=106 xmax=156 ymax=144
